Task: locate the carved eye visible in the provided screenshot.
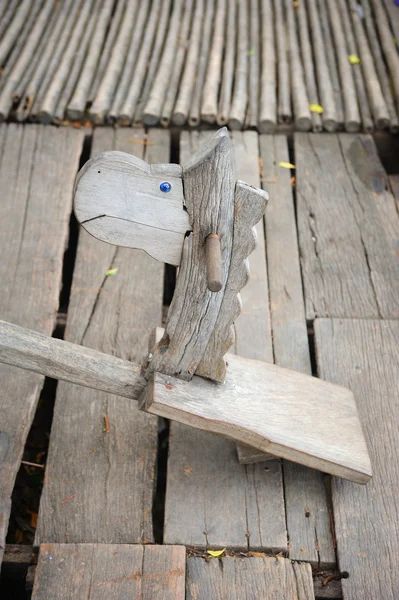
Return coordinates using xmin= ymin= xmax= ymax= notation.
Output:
xmin=160 ymin=181 xmax=171 ymax=193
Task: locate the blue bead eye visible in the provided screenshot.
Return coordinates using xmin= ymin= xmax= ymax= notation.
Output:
xmin=160 ymin=181 xmax=171 ymax=193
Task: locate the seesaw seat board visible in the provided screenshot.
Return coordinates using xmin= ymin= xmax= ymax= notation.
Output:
xmin=141 ymin=353 xmax=372 ymax=484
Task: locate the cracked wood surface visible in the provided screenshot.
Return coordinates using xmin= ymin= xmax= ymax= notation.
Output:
xmin=196 ymin=180 xmax=268 ymax=382
xmin=31 ymin=543 xmax=186 ymax=599
xmin=316 ymin=318 xmax=399 ymax=600
xmin=0 ymin=124 xmax=84 ymax=568
xmin=186 ymin=556 xmax=315 ymax=600
xmin=149 ymin=128 xmax=235 ymax=381
xmin=163 ymin=131 xmax=287 ymax=552
xmin=238 ymin=136 xmax=335 ymax=566
xmin=36 ymin=129 xmax=166 ymax=545
xmin=296 ymin=133 xmax=399 ymax=319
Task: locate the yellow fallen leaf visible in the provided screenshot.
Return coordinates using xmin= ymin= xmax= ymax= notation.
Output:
xmin=348 ymin=54 xmax=361 ymax=64
xmin=309 ymin=104 xmax=323 ymax=114
xmin=293 ymin=0 xmax=300 ymax=6
xmin=207 ymin=548 xmax=226 ymax=557
xmin=279 ymin=161 xmax=295 ymax=169
xmin=105 ymin=268 xmax=118 ymax=276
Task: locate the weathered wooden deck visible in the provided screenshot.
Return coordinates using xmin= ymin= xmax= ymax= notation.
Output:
xmin=0 ymin=123 xmax=398 ymax=599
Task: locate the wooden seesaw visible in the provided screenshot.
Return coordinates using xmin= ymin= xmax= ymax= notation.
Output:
xmin=0 ymin=128 xmax=372 ymax=484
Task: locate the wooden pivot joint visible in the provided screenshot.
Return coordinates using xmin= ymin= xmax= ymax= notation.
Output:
xmin=205 ymin=234 xmax=222 ymax=292
xmin=0 ymin=128 xmax=373 ymax=484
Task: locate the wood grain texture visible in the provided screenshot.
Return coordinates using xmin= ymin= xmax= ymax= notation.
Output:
xmin=186 ymin=556 xmax=315 ymax=600
xmin=250 ymin=135 xmax=335 ymax=567
xmin=163 ymin=130 xmax=286 ymax=552
xmin=0 ymin=320 xmax=146 ymax=401
xmin=296 ymin=133 xmax=399 ymax=320
xmin=316 ymin=319 xmax=399 ymax=600
xmin=197 ymin=181 xmax=268 ymax=381
xmin=149 ymin=129 xmax=234 ymax=381
xmin=143 ymin=352 xmax=372 ymax=484
xmin=0 ymin=124 xmax=83 ymax=568
xmin=32 ymin=543 xmax=185 ymax=599
xmin=74 ymin=151 xmax=189 ymax=266
xmin=36 ymin=129 xmax=166 ymax=545
xmin=231 ymin=131 xmax=273 ymax=362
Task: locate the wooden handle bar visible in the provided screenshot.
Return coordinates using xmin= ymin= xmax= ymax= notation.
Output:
xmin=205 ymin=234 xmax=223 ymax=292
xmin=0 ymin=320 xmax=146 ymax=400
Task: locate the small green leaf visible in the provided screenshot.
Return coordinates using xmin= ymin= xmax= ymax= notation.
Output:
xmin=248 ymin=49 xmax=255 ymax=56
xmin=105 ymin=268 xmax=118 ymax=276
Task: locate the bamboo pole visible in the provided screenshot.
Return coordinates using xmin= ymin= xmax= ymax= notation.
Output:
xmin=30 ymin=0 xmax=82 ymax=120
xmin=107 ymin=0 xmax=150 ymax=124
xmin=0 ymin=0 xmax=42 ymax=96
xmin=274 ymin=0 xmax=291 ymax=123
xmin=382 ymin=0 xmax=399 ymax=46
xmin=247 ymin=0 xmax=260 ymax=128
xmin=143 ymin=0 xmax=183 ymax=125
xmin=306 ymin=0 xmax=337 ymax=132
xmin=132 ymin=0 xmax=171 ymax=127
xmin=39 ymin=0 xmax=94 ymax=124
xmin=201 ymin=0 xmax=226 ymax=124
xmin=0 ymin=0 xmax=32 ymax=67
xmin=370 ymin=0 xmax=399 ymax=117
xmin=285 ymin=0 xmax=311 ymax=131
xmin=348 ymin=0 xmax=389 ymax=130
xmin=326 ymin=0 xmax=360 ymax=132
xmin=216 ymin=0 xmax=235 ymax=126
xmin=12 ymin=1 xmax=61 ymax=108
xmin=54 ymin=0 xmax=101 ymax=124
xmin=173 ymin=0 xmax=205 ymax=126
xmin=317 ymin=0 xmax=344 ymax=128
xmin=67 ymin=0 xmax=115 ymax=121
xmin=90 ymin=0 xmax=138 ymax=124
xmin=118 ymin=0 xmax=162 ymax=125
xmin=160 ymin=0 xmax=194 ymax=127
xmin=188 ymin=0 xmax=214 ymax=127
xmin=361 ymin=0 xmax=399 ymax=133
xmin=0 ymin=0 xmax=54 ymax=122
xmin=259 ymin=0 xmax=276 ymax=133
xmin=0 ymin=0 xmax=19 ymax=39
xmin=229 ymin=0 xmax=248 ymax=130
xmin=337 ymin=0 xmax=373 ymax=132
xmin=296 ymin=1 xmax=323 ymax=132
xmin=88 ymin=0 xmax=127 ymax=106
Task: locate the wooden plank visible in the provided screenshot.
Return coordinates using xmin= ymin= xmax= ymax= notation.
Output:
xmin=186 ymin=556 xmax=315 ymax=599
xmin=0 ymin=320 xmax=146 ymax=400
xmin=32 ymin=543 xmax=185 ymax=599
xmin=256 ymin=135 xmax=335 ymax=567
xmin=163 ymin=130 xmax=286 ymax=552
xmin=0 ymin=124 xmax=84 ymax=568
xmin=144 ymin=352 xmax=372 ymax=484
xmin=315 ymin=318 xmax=399 ymax=600
xmin=36 ymin=129 xmax=167 ymax=545
xmin=296 ymin=133 xmax=399 ymax=319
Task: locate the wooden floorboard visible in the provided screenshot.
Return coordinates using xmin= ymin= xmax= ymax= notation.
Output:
xmin=163 ymin=130 xmax=287 ymax=552
xmin=260 ymin=135 xmax=335 ymax=567
xmin=0 ymin=124 xmax=84 ymax=568
xmin=186 ymin=556 xmax=315 ymax=600
xmin=296 ymin=133 xmax=399 ymax=320
xmin=36 ymin=129 xmax=167 ymax=545
xmin=315 ymin=318 xmax=399 ymax=600
xmin=31 ymin=543 xmax=186 ymax=599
